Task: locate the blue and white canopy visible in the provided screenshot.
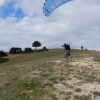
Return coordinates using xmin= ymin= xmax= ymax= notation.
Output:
xmin=43 ymin=0 xmax=72 ymax=17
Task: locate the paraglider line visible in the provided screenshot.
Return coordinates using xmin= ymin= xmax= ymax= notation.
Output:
xmin=45 ymin=9 xmax=50 ymax=13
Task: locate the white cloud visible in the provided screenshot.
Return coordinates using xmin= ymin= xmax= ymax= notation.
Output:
xmin=13 ymin=0 xmax=44 ymax=17
xmin=0 ymin=0 xmax=100 ymax=51
xmin=0 ymin=0 xmax=6 ymax=6
xmin=0 ymin=0 xmax=12 ymax=6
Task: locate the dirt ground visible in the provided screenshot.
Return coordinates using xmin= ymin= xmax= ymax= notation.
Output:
xmin=47 ymin=54 xmax=100 ymax=100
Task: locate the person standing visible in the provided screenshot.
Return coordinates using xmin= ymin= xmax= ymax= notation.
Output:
xmin=61 ymin=43 xmax=70 ymax=58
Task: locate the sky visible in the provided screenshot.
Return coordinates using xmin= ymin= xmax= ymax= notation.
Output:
xmin=0 ymin=0 xmax=100 ymax=52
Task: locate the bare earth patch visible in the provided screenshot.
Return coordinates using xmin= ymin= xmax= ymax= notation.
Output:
xmin=69 ymin=57 xmax=100 ymax=70
xmin=52 ymin=55 xmax=100 ymax=100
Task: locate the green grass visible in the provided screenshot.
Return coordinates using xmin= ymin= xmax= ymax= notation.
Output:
xmin=0 ymin=50 xmax=63 ymax=66
xmin=74 ymin=95 xmax=90 ymax=100
xmin=40 ymin=73 xmax=50 ymax=78
xmin=93 ymin=91 xmax=100 ymax=96
xmin=48 ymin=77 xmax=58 ymax=84
xmin=75 ymin=88 xmax=82 ymax=92
xmin=0 ymin=49 xmax=88 ymax=67
xmin=50 ymin=94 xmax=58 ymax=100
xmin=0 ymin=78 xmax=49 ymax=100
xmin=0 ymin=49 xmax=63 ymax=66
xmin=59 ymin=77 xmax=66 ymax=81
xmin=43 ymin=83 xmax=54 ymax=88
xmin=0 ymin=58 xmax=9 ymax=63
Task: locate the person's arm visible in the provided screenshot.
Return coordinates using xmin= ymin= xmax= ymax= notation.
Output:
xmin=61 ymin=45 xmax=65 ymax=47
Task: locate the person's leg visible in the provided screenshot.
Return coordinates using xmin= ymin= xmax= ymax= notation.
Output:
xmin=68 ymin=51 xmax=70 ymax=56
xmin=65 ymin=50 xmax=69 ymax=58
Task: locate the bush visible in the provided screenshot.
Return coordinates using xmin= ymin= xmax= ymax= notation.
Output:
xmin=9 ymin=47 xmax=22 ymax=54
xmin=37 ymin=49 xmax=43 ymax=52
xmin=43 ymin=46 xmax=48 ymax=51
xmin=24 ymin=47 xmax=32 ymax=53
xmin=0 ymin=58 xmax=9 ymax=63
xmin=0 ymin=51 xmax=7 ymax=57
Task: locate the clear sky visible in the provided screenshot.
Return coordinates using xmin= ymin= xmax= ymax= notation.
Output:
xmin=0 ymin=0 xmax=100 ymax=52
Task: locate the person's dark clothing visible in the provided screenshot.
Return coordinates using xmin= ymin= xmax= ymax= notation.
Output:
xmin=62 ymin=44 xmax=70 ymax=51
xmin=62 ymin=44 xmax=70 ymax=58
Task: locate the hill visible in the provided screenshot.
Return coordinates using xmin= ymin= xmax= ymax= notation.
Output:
xmin=0 ymin=49 xmax=100 ymax=100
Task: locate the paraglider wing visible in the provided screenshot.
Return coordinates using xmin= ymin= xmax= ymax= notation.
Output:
xmin=43 ymin=0 xmax=72 ymax=17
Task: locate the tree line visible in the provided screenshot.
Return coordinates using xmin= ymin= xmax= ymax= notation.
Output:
xmin=0 ymin=41 xmax=48 ymax=56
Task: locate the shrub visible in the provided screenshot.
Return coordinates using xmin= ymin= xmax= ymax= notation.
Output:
xmin=43 ymin=46 xmax=48 ymax=51
xmin=9 ymin=47 xmax=22 ymax=54
xmin=24 ymin=47 xmax=32 ymax=53
xmin=0 ymin=51 xmax=7 ymax=57
xmin=0 ymin=58 xmax=9 ymax=63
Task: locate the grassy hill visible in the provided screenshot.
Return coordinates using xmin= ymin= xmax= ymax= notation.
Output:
xmin=0 ymin=49 xmax=88 ymax=66
xmin=0 ymin=49 xmax=100 ymax=100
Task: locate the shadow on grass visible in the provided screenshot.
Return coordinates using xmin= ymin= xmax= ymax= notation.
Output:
xmin=0 ymin=58 xmax=9 ymax=64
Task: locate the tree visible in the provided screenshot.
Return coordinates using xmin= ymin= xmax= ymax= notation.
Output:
xmin=32 ymin=41 xmax=41 ymax=50
xmin=9 ymin=47 xmax=22 ymax=54
xmin=24 ymin=47 xmax=32 ymax=53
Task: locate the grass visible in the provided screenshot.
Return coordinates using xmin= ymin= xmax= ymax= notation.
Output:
xmin=75 ymin=88 xmax=82 ymax=92
xmin=0 ymin=49 xmax=88 ymax=66
xmin=74 ymin=95 xmax=90 ymax=100
xmin=50 ymin=94 xmax=58 ymax=100
xmin=48 ymin=77 xmax=59 ymax=84
xmin=43 ymin=83 xmax=54 ymax=88
xmin=65 ymin=96 xmax=71 ymax=100
xmin=40 ymin=73 xmax=50 ymax=78
xmin=93 ymin=91 xmax=100 ymax=96
xmin=0 ymin=49 xmax=100 ymax=100
xmin=0 ymin=78 xmax=49 ymax=100
xmin=0 ymin=58 xmax=9 ymax=63
xmin=59 ymin=77 xmax=66 ymax=81
xmin=0 ymin=49 xmax=64 ymax=66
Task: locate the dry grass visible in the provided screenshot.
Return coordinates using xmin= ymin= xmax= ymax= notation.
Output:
xmin=0 ymin=50 xmax=100 ymax=100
